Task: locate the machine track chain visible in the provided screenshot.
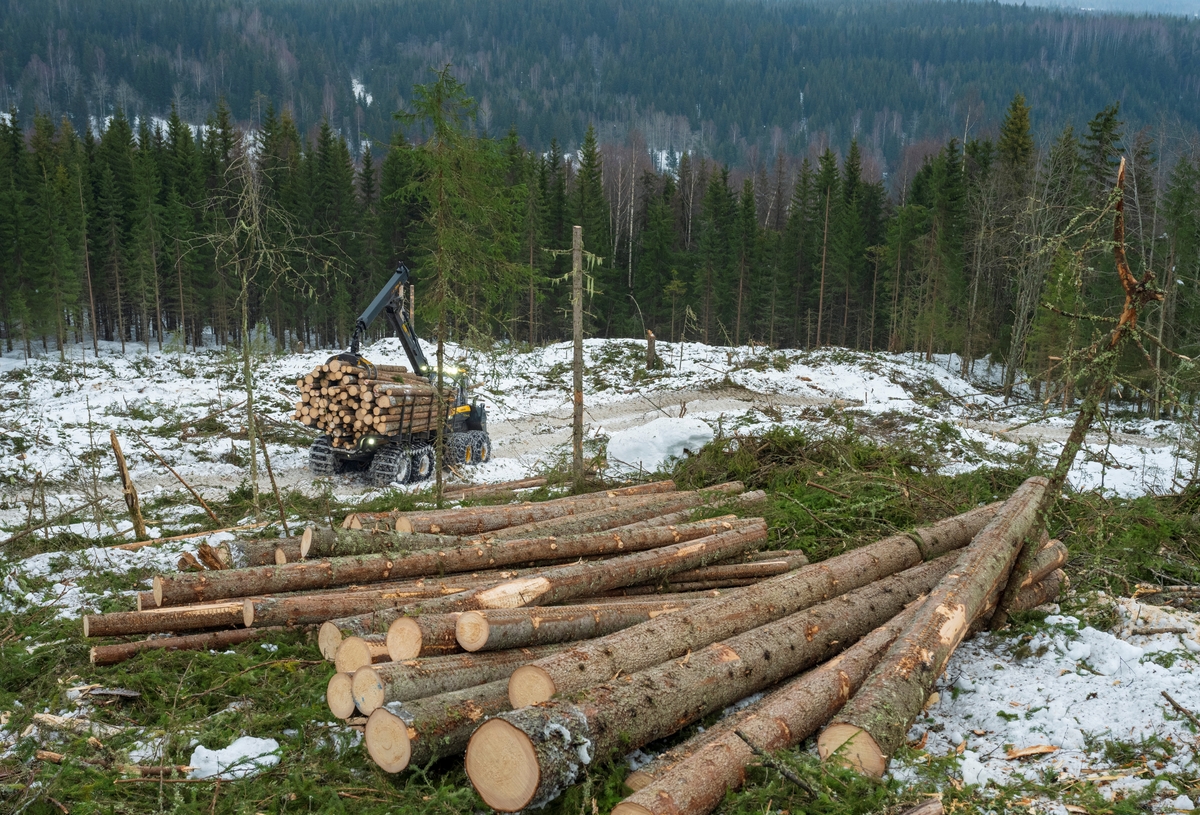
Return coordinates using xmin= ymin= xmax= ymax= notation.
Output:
xmin=408 ymin=444 xmax=434 ymax=483
xmin=309 ymin=435 xmax=343 ymax=477
xmin=369 ymin=441 xmax=413 ymax=487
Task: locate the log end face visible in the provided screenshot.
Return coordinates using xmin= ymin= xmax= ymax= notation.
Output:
xmin=82 ymin=616 xmax=91 ymax=638
xmin=508 ymin=665 xmax=556 ymax=708
xmin=273 ymin=547 xmax=288 ymax=566
xmin=623 ymin=769 xmax=654 ymax=792
xmin=152 ymin=576 xmax=164 ymax=607
xmin=352 ymin=667 xmax=386 ymax=714
xmin=365 ymin=708 xmax=412 ymax=773
xmin=395 ymin=517 xmax=413 ymax=534
xmin=386 ymin=618 xmax=423 ymax=661
xmin=456 ymin=611 xmax=490 ymax=652
xmin=88 ymin=646 xmax=98 ymax=665
xmin=477 ymin=577 xmax=552 ymax=609
xmin=334 ymin=637 xmax=372 ymax=673
xmin=242 ymin=599 xmax=255 ymax=628
xmin=466 ymin=718 xmax=541 ymax=812
xmin=326 ymin=672 xmax=357 ymax=720
xmin=818 ymin=723 xmax=887 ymax=778
xmin=318 ymin=621 xmax=344 ymax=661
xmin=300 ymin=525 xmax=314 ymax=559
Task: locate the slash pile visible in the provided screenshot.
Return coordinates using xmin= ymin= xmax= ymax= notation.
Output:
xmin=292 ymin=358 xmax=454 ymax=448
xmin=81 ymin=476 xmax=1066 ymax=814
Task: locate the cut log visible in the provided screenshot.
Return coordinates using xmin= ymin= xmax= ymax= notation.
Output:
xmin=333 ymin=634 xmax=391 ymax=673
xmin=352 ymin=644 xmax=568 ymax=713
xmin=153 ymin=516 xmax=745 ymax=606
xmin=319 ymin=609 xmax=404 ymax=660
xmin=1010 ymin=569 xmax=1066 ymax=612
xmin=386 ymin=614 xmax=462 ymax=660
xmin=89 ymin=627 xmax=287 ymax=666
xmin=300 ymin=528 xmax=458 ymax=559
xmin=613 ymin=604 xmax=921 ymax=815
xmin=242 ymin=579 xmax=480 ymax=628
xmin=83 ymin=602 xmax=244 ymax=638
xmin=216 ymin=538 xmax=303 ymax=569
xmin=817 ymin=477 xmax=1048 ymax=778
xmin=431 ymin=519 xmax=767 ymax=612
xmin=326 ymin=672 xmax=357 ymax=719
xmin=442 ymin=478 xmax=549 ymax=501
xmin=365 ymin=679 xmax=510 ymax=773
xmin=389 ymin=483 xmax=725 ymax=536
xmin=486 ymin=487 xmax=760 ymax=541
xmin=455 ymin=600 xmax=694 ymax=652
xmin=508 ymin=503 xmax=1000 ymax=706
xmin=470 ymin=556 xmax=953 ymax=810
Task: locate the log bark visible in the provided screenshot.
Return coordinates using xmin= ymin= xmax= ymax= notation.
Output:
xmin=351 ymin=644 xmax=568 ymax=713
xmin=153 ymin=516 xmax=745 ymax=607
xmin=83 ymin=602 xmax=244 ymax=638
xmin=485 ymin=486 xmax=757 ymax=541
xmin=507 ymin=503 xmax=1000 ymax=706
xmin=365 ymin=679 xmax=510 ymax=773
xmin=430 ymin=519 xmax=767 ymax=613
xmin=333 ymin=634 xmax=391 ymax=672
xmin=817 ymin=477 xmax=1047 ymax=778
xmin=466 ymin=703 xmax=591 ymax=809
xmin=242 ymin=578 xmax=482 ymax=628
xmin=455 ymin=600 xmax=694 ymax=652
xmin=470 ymin=557 xmax=952 ymax=810
xmin=217 ymin=538 xmax=303 ymax=568
xmin=89 ymin=627 xmax=287 ymax=666
xmin=1010 ymin=569 xmax=1066 ymax=612
xmin=387 ymin=613 xmax=463 ymax=660
xmin=442 ymin=478 xmax=548 ymax=501
xmin=300 ymin=528 xmax=458 ymax=559
xmin=614 ymin=604 xmax=921 ymax=814
xmin=391 ymin=484 xmax=735 ymax=536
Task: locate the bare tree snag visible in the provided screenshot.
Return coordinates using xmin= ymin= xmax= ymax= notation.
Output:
xmin=83 ymin=602 xmax=244 ymax=638
xmin=452 ymin=520 xmax=767 ymax=611
xmin=366 ymin=679 xmax=511 ymax=773
xmin=333 ymin=634 xmax=391 ymax=672
xmin=352 ymin=644 xmax=568 ymax=713
xmin=471 ymin=557 xmax=954 ymax=810
xmin=110 ymin=431 xmax=147 ymax=541
xmin=508 ymin=504 xmax=999 ymax=706
xmin=89 ymin=626 xmax=287 ymax=666
xmin=614 ymin=605 xmax=920 ymax=814
xmin=153 ymin=516 xmax=744 ymax=607
xmin=387 ymin=613 xmax=463 ymax=660
xmin=456 ymin=600 xmax=693 ymax=652
xmin=326 ymin=672 xmax=357 ymax=720
xmin=818 ymin=477 xmax=1048 ymax=778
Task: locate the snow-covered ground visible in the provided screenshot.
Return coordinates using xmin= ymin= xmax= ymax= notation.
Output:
xmin=0 ymin=335 xmax=1197 ymax=805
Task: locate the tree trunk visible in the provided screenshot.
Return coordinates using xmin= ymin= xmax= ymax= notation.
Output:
xmin=366 ymin=679 xmax=511 ymax=773
xmin=387 ymin=613 xmax=463 ymax=660
xmin=83 ymin=602 xmax=244 ymax=638
xmin=614 ymin=603 xmax=920 ymax=815
xmin=508 ymin=503 xmax=999 ymax=706
xmin=469 ymin=557 xmax=953 ymax=811
xmin=154 ymin=515 xmax=745 ymax=607
xmin=89 ymin=626 xmax=286 ymax=666
xmin=333 ymin=633 xmax=391 ymax=672
xmin=455 ymin=600 xmax=696 ymax=653
xmin=439 ymin=520 xmax=767 ymax=613
xmin=816 ymin=193 xmax=830 ymax=347
xmin=352 ymin=643 xmax=568 ymax=714
xmin=817 ymin=477 xmax=1047 ymax=778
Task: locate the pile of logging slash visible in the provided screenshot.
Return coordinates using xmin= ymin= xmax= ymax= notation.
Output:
xmin=82 ymin=475 xmax=1066 ymax=814
xmin=292 ymin=358 xmax=453 ymax=448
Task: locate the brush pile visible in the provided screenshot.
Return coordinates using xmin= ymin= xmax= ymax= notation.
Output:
xmin=291 ymin=359 xmax=454 ymax=449
xmin=81 ymin=476 xmax=1066 ymax=814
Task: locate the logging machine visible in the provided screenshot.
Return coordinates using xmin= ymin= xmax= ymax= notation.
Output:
xmin=307 ymin=263 xmax=491 ymax=486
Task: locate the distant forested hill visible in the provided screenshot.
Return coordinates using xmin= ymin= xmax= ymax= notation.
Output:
xmin=2 ymin=0 xmax=1198 ymax=166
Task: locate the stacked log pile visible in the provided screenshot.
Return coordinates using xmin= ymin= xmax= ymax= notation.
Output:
xmin=291 ymin=359 xmax=454 ymax=448
xmin=82 ymin=476 xmax=1069 ymax=814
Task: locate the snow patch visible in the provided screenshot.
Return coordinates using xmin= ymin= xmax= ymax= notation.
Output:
xmin=607 ymin=417 xmax=714 ymax=473
xmin=188 ymin=736 xmax=280 ymax=779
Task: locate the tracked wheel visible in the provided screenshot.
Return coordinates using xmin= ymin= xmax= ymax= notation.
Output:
xmin=448 ymin=433 xmax=474 ymax=466
xmin=309 ymin=435 xmax=343 ymax=477
xmin=369 ymin=442 xmax=412 ymax=487
xmin=467 ymin=430 xmax=492 ymax=464
xmin=409 ymin=445 xmax=434 ymax=483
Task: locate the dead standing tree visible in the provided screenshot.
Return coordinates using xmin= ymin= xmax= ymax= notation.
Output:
xmin=993 ymin=156 xmax=1166 ymax=626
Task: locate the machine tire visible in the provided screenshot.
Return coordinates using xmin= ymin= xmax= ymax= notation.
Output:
xmin=409 ymin=445 xmax=434 ymax=483
xmin=447 ymin=433 xmax=474 ymax=466
xmin=468 ymin=430 xmax=492 ymax=464
xmin=309 ymin=435 xmax=343 ymax=477
xmin=369 ymin=442 xmax=412 ymax=487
